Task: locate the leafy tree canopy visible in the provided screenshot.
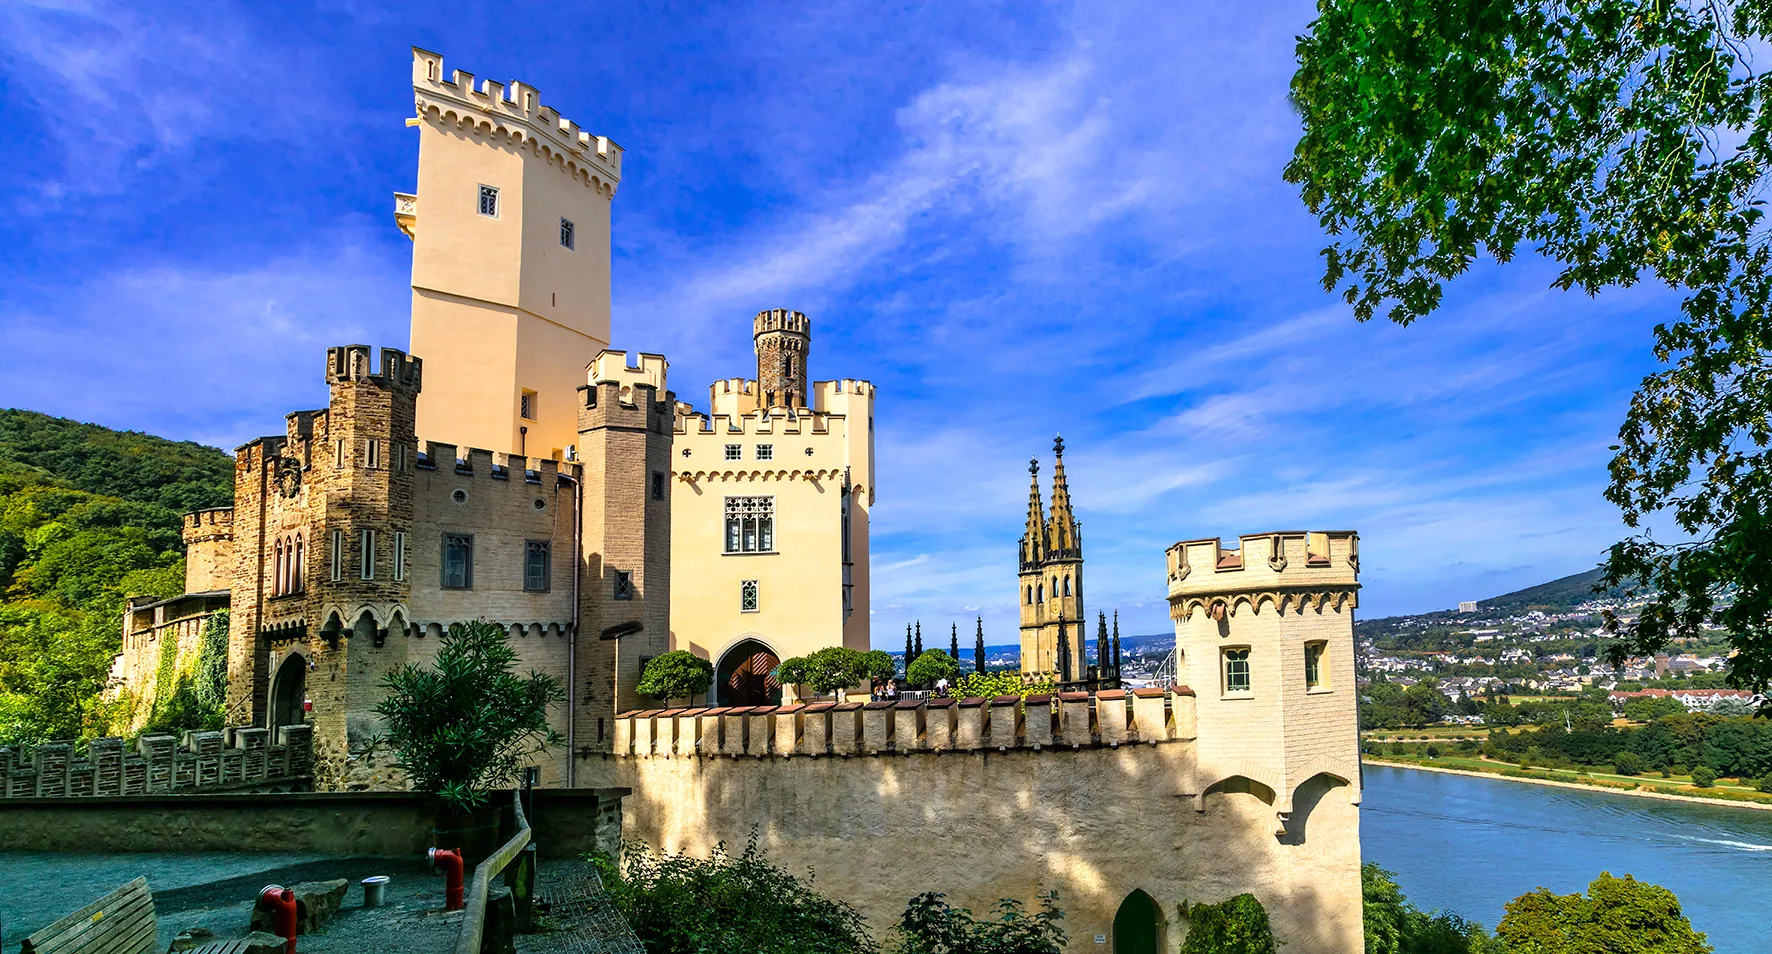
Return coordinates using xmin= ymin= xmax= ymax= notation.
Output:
xmin=895 ymin=891 xmax=1067 ymax=954
xmin=954 ymin=670 xmax=1053 ymax=699
xmin=907 ymin=649 xmax=960 ymax=688
xmin=1497 ymin=872 xmax=1712 ymax=954
xmin=0 ymin=409 xmax=233 ymax=515
xmin=776 ymin=646 xmax=873 ymax=695
xmin=1286 ymin=1 xmax=1772 ymax=688
xmin=1181 ymin=893 xmax=1277 ymax=954
xmin=1363 ymin=863 xmax=1503 ymax=954
xmin=637 ymin=650 xmax=714 ymax=702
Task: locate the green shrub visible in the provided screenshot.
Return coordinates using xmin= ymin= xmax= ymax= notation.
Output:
xmin=1756 ymin=775 xmax=1772 ymax=794
xmin=1613 ymin=751 xmax=1644 ymax=776
xmin=907 ymin=650 xmax=960 ymax=688
xmin=953 ymin=671 xmax=1053 ymax=699
xmin=894 ymin=891 xmax=1067 ymax=954
xmin=860 ymin=649 xmax=898 ymax=685
xmin=1424 ymin=744 xmax=1441 ymax=759
xmin=375 ymin=620 xmax=564 ymax=813
xmin=776 ymin=647 xmax=871 ymax=696
xmin=637 ymin=650 xmax=713 ymax=702
xmin=594 ymin=836 xmax=870 ymax=954
xmin=1690 ymin=766 xmax=1717 ymax=788
xmin=1181 ymin=894 xmax=1276 ymax=954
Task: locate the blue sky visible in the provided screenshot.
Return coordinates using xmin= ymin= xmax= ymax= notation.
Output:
xmin=0 ymin=1 xmax=1672 ymax=642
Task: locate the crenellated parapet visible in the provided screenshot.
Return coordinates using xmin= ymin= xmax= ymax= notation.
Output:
xmin=409 ymin=47 xmax=622 ymax=197
xmin=1167 ymin=531 xmax=1359 ymax=621
xmin=414 ymin=441 xmax=578 ymax=485
xmin=611 ymin=687 xmax=1197 ymax=758
xmin=0 ymin=725 xmax=312 ymax=798
xmin=326 ymin=344 xmax=423 ymax=393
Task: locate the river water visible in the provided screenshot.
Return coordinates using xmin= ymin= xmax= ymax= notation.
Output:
xmin=1361 ymin=764 xmax=1772 ymax=954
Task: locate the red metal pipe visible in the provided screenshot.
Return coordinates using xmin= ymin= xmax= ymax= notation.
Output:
xmin=430 ymin=847 xmax=465 ymax=911
xmin=258 ymin=884 xmax=297 ymax=954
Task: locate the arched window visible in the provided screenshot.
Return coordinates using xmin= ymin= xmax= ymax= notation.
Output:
xmin=273 ymin=539 xmax=285 ymax=596
xmin=1064 ymin=576 xmax=1072 ymax=597
xmin=1037 ymin=583 xmax=1044 ymax=603
xmin=1026 ymin=586 xmax=1033 ymax=604
xmin=293 ymin=534 xmax=304 ymax=592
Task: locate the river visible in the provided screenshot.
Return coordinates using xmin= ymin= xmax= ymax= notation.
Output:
xmin=1361 ymin=764 xmax=1772 ymax=953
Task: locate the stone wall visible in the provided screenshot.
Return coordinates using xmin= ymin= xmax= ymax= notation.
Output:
xmin=0 ymin=787 xmax=627 ymax=858
xmin=580 ymin=691 xmax=1363 ymax=954
xmin=0 ymin=725 xmax=311 ymax=798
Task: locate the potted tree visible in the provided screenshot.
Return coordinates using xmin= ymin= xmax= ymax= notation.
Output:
xmin=376 ymin=620 xmax=564 ymax=866
xmin=637 ymin=650 xmax=714 ymax=706
xmin=775 ymin=646 xmax=871 ymax=702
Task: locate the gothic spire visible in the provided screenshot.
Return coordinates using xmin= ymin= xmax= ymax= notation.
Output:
xmin=1097 ymin=611 xmax=1110 ymax=675
xmin=950 ymin=623 xmax=959 ymax=661
xmin=1112 ymin=610 xmax=1122 ymax=676
xmin=1021 ymin=457 xmax=1046 ymax=567
xmin=974 ymin=616 xmax=986 ymax=674
xmin=914 ymin=620 xmax=923 ymax=658
xmin=1047 ymin=435 xmax=1079 ymax=556
xmin=905 ymin=624 xmax=914 ymax=675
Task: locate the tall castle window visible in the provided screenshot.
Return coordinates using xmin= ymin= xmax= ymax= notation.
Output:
xmin=366 ymin=439 xmax=381 ymax=470
xmin=392 ymin=531 xmax=406 ymax=582
xmin=613 ymin=569 xmax=633 ymax=600
xmin=443 ymin=533 xmax=474 ymax=589
xmin=478 ymin=184 xmax=499 ymax=217
xmin=330 ymin=529 xmax=344 ymax=582
xmin=651 ymin=471 xmax=665 ymax=501
xmin=274 ymin=539 xmax=285 ymax=596
xmin=724 ymin=496 xmax=774 ymax=553
xmin=525 ymin=541 xmax=550 ymax=592
xmin=521 ymin=390 xmax=537 ymax=421
xmin=740 ymin=579 xmax=759 ymax=612
xmin=360 ymin=529 xmax=377 ymax=580
xmin=560 ymin=217 xmax=575 ymax=249
xmin=1305 ymin=641 xmax=1328 ymax=690
xmin=1223 ymin=648 xmax=1252 ymax=695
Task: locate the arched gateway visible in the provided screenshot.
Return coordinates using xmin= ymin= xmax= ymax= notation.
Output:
xmin=715 ymin=639 xmax=781 ymax=706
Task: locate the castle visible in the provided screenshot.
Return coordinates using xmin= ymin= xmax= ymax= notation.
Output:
xmin=110 ymin=49 xmax=1365 ymax=952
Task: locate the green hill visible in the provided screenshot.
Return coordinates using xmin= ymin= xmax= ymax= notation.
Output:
xmin=1478 ymin=567 xmax=1622 ymax=614
xmin=0 ymin=410 xmax=234 ymax=747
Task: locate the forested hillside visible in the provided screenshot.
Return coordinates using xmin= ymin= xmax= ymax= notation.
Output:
xmin=0 ymin=410 xmax=233 ymax=746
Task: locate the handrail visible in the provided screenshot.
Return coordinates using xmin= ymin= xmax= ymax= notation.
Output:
xmin=454 ymin=793 xmax=531 ymax=954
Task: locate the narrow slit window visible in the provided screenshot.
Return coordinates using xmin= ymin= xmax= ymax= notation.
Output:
xmin=360 ymin=528 xmax=376 ymax=580
xmin=1305 ymin=641 xmax=1327 ymax=690
xmin=392 ymin=531 xmax=406 ymax=582
xmin=651 ymin=471 xmax=665 ymax=501
xmin=330 ymin=529 xmax=344 ymax=582
xmin=560 ymin=217 xmax=575 ymax=249
xmin=525 ymin=541 xmax=550 ymax=592
xmin=366 ymin=439 xmax=381 ymax=470
xmin=521 ymin=390 xmax=538 ymax=421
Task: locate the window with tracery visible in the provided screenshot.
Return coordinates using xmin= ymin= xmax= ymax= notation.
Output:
xmin=723 ymin=496 xmax=775 ymax=553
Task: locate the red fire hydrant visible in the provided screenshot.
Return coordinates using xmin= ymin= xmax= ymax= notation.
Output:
xmin=429 ymin=847 xmax=465 ymax=911
xmin=258 ymin=884 xmax=298 ymax=954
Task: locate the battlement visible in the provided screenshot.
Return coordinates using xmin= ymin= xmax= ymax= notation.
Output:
xmin=753 ymin=308 xmax=810 ymax=338
xmin=0 ymin=725 xmax=312 ymax=798
xmin=612 ymin=688 xmax=1196 ymax=758
xmin=182 ymin=508 xmax=234 ymax=542
xmin=326 ymin=345 xmax=423 ymax=392
xmin=410 ymin=47 xmax=622 ymax=195
xmin=674 ymin=410 xmax=837 ymax=438
xmin=590 ymin=350 xmax=668 ymax=394
xmin=415 ymin=441 xmax=580 ymax=484
xmin=1168 ymin=531 xmax=1359 ymax=620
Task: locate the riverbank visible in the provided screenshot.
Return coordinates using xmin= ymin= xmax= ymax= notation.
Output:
xmin=1363 ymin=756 xmax=1772 ymax=812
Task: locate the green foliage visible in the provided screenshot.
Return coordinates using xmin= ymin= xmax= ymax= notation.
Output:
xmin=1756 ymin=775 xmax=1772 ymax=793
xmin=861 ymin=649 xmax=898 ymax=685
xmin=1622 ymin=696 xmax=1689 ymax=722
xmin=375 ymin=620 xmax=564 ymax=813
xmin=1689 ymin=765 xmax=1717 ymax=788
xmin=1286 ymin=1 xmax=1772 ymax=689
xmin=1363 ymin=862 xmax=1502 ymax=954
xmin=0 ymin=601 xmax=123 ymax=745
xmin=1498 ymin=872 xmax=1712 ymax=954
xmin=193 ymin=610 xmax=229 ymax=712
xmin=637 ymin=650 xmax=713 ymax=702
xmin=953 ymin=670 xmax=1053 ymax=699
xmin=593 ymin=835 xmax=871 ymax=954
xmin=775 ymin=646 xmax=872 ymax=696
xmin=906 ymin=649 xmax=959 ymax=688
xmin=0 ymin=410 xmax=234 ymax=515
xmin=894 ymin=891 xmax=1066 ymax=954
xmin=1181 ymin=894 xmax=1276 ymax=954
xmin=1613 ymin=751 xmax=1645 ymax=777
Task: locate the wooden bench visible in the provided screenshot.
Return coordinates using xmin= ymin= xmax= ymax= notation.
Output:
xmin=21 ymin=877 xmax=156 ymax=954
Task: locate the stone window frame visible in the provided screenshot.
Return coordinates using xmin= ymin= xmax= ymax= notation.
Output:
xmin=520 ymin=389 xmax=538 ymax=422
xmin=330 ymin=529 xmax=344 ymax=582
xmin=724 ymin=443 xmax=742 ymax=460
xmin=723 ymin=495 xmax=775 ymax=554
xmin=1304 ymin=640 xmax=1330 ymax=692
xmin=740 ymin=579 xmax=759 ymax=613
xmin=478 ymin=184 xmax=500 ymax=218
xmin=442 ymin=532 xmax=475 ymax=590
xmin=755 ymin=444 xmax=774 ymax=461
xmin=524 ymin=540 xmax=551 ymax=593
xmin=613 ymin=569 xmax=634 ymax=601
xmin=559 ymin=217 xmax=575 ymax=250
xmin=366 ymin=438 xmax=381 ymax=470
xmin=392 ymin=531 xmax=407 ymax=582
xmin=1222 ymin=647 xmax=1253 ymax=696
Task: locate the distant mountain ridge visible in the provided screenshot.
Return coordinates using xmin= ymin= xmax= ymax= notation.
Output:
xmin=1476 ymin=567 xmax=1621 ymax=614
xmin=0 ymin=409 xmax=233 ymax=513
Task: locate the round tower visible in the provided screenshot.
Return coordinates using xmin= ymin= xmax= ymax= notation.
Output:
xmin=753 ymin=309 xmax=811 ymax=409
